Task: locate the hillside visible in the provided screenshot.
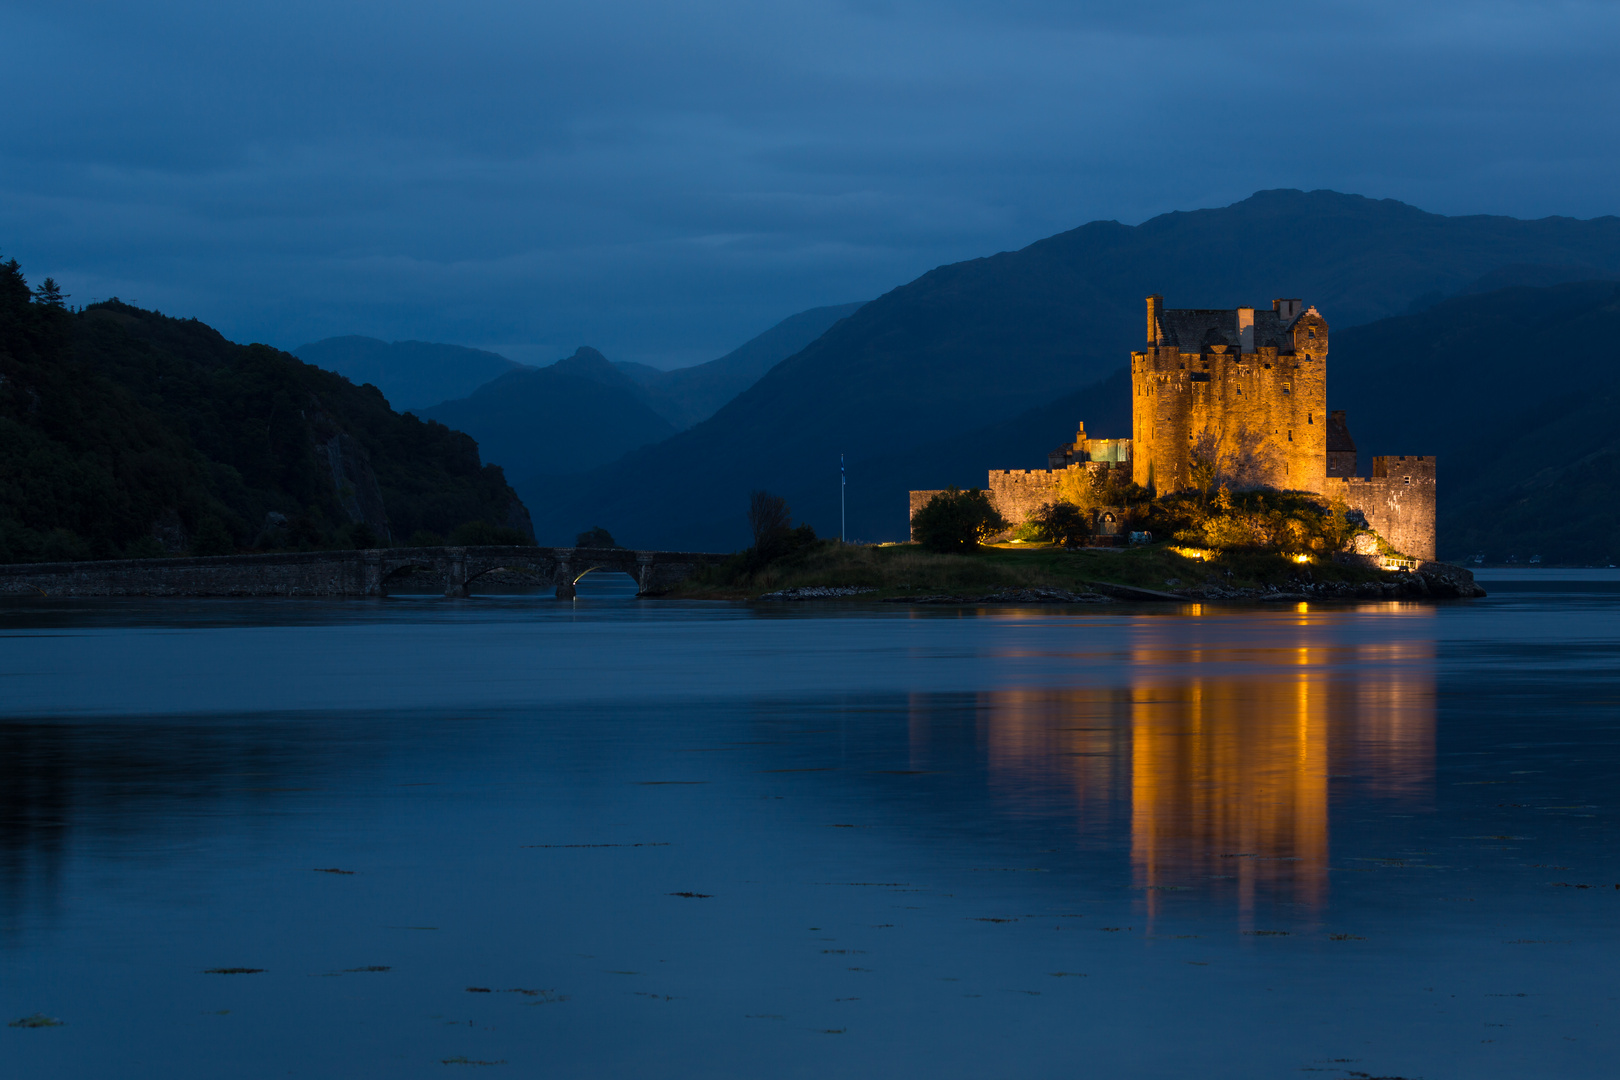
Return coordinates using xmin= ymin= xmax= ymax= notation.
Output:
xmin=292 ymin=336 xmax=525 ymax=413
xmin=616 ymin=302 xmax=866 ymax=428
xmin=521 ymin=189 xmax=1620 ymax=550
xmin=1330 ymin=280 xmax=1620 ymax=563
xmin=0 ymin=259 xmax=530 ymax=562
xmin=420 ymin=347 xmax=677 ymax=477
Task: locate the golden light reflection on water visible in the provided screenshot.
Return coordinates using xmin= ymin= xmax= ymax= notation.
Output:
xmin=920 ymin=620 xmax=1435 ymax=918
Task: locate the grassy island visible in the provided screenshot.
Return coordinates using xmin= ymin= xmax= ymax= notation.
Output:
xmin=667 ymin=539 xmax=1444 ymax=603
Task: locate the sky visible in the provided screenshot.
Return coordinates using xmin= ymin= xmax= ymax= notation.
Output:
xmin=2 ymin=1 xmax=1618 ymax=369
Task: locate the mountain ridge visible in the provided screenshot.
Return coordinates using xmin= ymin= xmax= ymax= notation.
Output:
xmin=519 ymin=189 xmax=1620 ymax=551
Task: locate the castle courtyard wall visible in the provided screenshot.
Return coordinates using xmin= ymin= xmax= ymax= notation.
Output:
xmin=986 ymin=469 xmax=1062 ymax=527
xmin=1328 ymin=456 xmax=1436 ymax=562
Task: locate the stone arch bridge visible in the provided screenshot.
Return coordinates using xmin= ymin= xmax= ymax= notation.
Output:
xmin=0 ymin=545 xmax=728 ymax=599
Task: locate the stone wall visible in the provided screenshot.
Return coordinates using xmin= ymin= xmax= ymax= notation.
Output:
xmin=985 ymin=469 xmax=1062 ymax=528
xmin=1326 ymin=456 xmax=1437 ymax=562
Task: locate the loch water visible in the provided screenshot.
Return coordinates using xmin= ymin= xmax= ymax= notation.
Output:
xmin=2 ymin=572 xmax=1617 ymax=1079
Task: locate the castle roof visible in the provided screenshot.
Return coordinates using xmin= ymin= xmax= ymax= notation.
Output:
xmin=1157 ymin=307 xmax=1302 ymax=352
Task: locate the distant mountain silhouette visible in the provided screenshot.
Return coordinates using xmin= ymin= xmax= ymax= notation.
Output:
xmin=421 ymin=347 xmax=676 ymax=477
xmin=293 ymin=336 xmax=524 ymax=413
xmin=1330 ymin=280 xmax=1620 ymax=563
xmin=520 ymin=189 xmax=1620 ymax=550
xmin=616 ymin=302 xmax=866 ymax=428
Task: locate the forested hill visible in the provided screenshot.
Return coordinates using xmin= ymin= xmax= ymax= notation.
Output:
xmin=0 ymin=258 xmax=531 ymax=563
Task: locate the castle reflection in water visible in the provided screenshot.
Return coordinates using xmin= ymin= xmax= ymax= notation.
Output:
xmin=909 ymin=612 xmax=1436 ymax=919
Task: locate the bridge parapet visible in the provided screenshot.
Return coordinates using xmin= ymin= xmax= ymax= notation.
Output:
xmin=0 ymin=546 xmax=728 ymax=599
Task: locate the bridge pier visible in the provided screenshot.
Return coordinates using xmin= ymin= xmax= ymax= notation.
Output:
xmin=553 ymin=548 xmax=574 ymax=599
xmin=364 ymin=550 xmax=386 ymax=597
xmin=443 ymin=547 xmax=469 ymax=598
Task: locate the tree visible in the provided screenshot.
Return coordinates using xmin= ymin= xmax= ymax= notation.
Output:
xmin=347 ymin=522 xmax=379 ymax=550
xmin=32 ymin=277 xmax=67 ymax=309
xmin=747 ymin=490 xmax=792 ymax=549
xmin=576 ymin=525 xmax=620 ymax=548
xmin=191 ymin=517 xmax=236 ymax=557
xmin=910 ymin=487 xmax=1008 ymax=553
xmin=1188 ymin=430 xmax=1219 ymax=505
xmin=1030 ymin=501 xmax=1091 ymax=547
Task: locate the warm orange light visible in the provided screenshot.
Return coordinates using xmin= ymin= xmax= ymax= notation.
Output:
xmin=1293 ymin=553 xmax=1311 ymax=564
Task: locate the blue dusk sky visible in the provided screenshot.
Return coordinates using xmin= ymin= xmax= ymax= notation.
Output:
xmin=2 ymin=0 xmax=1617 ymax=367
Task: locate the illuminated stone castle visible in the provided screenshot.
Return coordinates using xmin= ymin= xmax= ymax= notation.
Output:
xmin=910 ymin=295 xmax=1438 ymax=560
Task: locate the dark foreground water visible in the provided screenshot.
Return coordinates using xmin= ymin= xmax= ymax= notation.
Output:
xmin=3 ymin=572 xmax=1618 ymax=1079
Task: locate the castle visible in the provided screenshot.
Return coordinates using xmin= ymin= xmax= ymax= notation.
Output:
xmin=910 ymin=296 xmax=1436 ymax=561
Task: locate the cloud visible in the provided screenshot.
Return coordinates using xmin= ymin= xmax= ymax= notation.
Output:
xmin=1 ymin=0 xmax=1617 ymax=366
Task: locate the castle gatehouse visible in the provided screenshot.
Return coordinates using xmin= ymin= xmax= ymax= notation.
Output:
xmin=909 ymin=295 xmax=1436 ymax=561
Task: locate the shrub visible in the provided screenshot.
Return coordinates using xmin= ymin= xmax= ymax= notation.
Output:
xmin=124 ymin=535 xmax=169 ymax=560
xmin=1029 ymin=501 xmax=1091 ymax=547
xmin=191 ymin=517 xmax=235 ymax=557
xmin=449 ymin=520 xmax=532 ymax=546
xmin=747 ymin=491 xmax=792 ymax=549
xmin=910 ymin=488 xmax=1008 ymax=553
xmin=575 ymin=525 xmax=620 ymax=548
xmin=341 ymin=522 xmax=380 ymax=550
xmin=1156 ymin=487 xmax=1370 ymax=556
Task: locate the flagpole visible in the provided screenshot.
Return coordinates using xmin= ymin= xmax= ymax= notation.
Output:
xmin=840 ymin=453 xmax=846 ymax=544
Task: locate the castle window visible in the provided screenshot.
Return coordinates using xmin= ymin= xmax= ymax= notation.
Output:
xmin=1308 ymin=327 xmax=1316 ymax=338
xmin=1307 ymin=414 xmax=1313 ymax=424
xmin=1404 ymin=476 xmax=1411 ymax=485
xmin=1288 ymin=431 xmax=1293 ymax=442
xmin=1283 ymin=382 xmax=1292 ymax=394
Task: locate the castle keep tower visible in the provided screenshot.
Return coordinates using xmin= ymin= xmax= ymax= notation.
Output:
xmin=1132 ymin=296 xmax=1328 ymax=495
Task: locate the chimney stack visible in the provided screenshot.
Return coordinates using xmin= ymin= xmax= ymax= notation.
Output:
xmin=1146 ymin=295 xmax=1163 ymax=346
xmin=1237 ymin=307 xmax=1255 ymax=353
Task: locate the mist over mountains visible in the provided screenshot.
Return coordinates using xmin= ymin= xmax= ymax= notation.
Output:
xmin=292 ymin=337 xmax=524 ymax=414
xmin=420 ymin=347 xmax=678 ymax=478
xmin=520 ymin=188 xmax=1620 ymax=554
xmin=615 ymin=302 xmax=865 ymax=429
xmin=406 ymin=303 xmax=865 ymax=481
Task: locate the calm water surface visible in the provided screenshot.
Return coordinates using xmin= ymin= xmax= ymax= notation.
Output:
xmin=2 ymin=573 xmax=1617 ymax=1078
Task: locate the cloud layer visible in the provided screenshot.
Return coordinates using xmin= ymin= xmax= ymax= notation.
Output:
xmin=3 ymin=0 xmax=1617 ymax=366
